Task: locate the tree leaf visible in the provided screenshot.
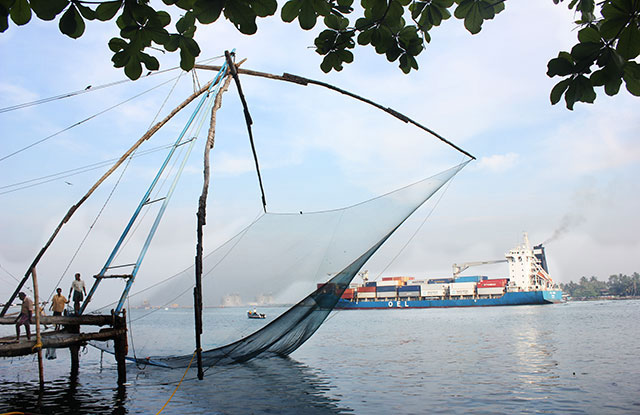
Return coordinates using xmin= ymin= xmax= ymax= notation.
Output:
xmin=281 ymin=0 xmax=301 ymax=22
xmin=59 ymin=4 xmax=85 ymax=38
xmin=616 ymin=24 xmax=640 ymax=60
xmin=298 ymin=0 xmax=317 ymax=30
xmin=547 ymin=56 xmax=574 ymax=77
xmin=124 ymin=56 xmax=142 ymax=79
xmin=224 ymin=1 xmax=258 ymax=34
xmin=550 ymin=78 xmax=571 ymax=104
xmin=76 ymin=3 xmax=96 ymax=20
xmin=30 ymin=0 xmax=69 ymax=21
xmin=463 ymin=3 xmax=483 ymax=35
xmin=95 ymin=1 xmax=121 ymax=22
xmin=251 ymin=0 xmax=277 ymax=17
xmin=577 ymin=25 xmax=600 ymax=43
xmin=139 ymin=51 xmax=159 ymax=71
xmin=603 ymin=77 xmax=622 ymax=96
xmin=108 ymin=37 xmax=128 ymax=52
xmin=0 ymin=13 xmax=8 ymax=32
xmin=570 ymin=41 xmax=601 ymax=60
xmin=312 ymin=0 xmax=331 ymax=17
xmin=9 ymin=0 xmax=30 ymax=25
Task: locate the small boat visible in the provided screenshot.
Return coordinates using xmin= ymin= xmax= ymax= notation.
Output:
xmin=247 ymin=310 xmax=266 ymax=319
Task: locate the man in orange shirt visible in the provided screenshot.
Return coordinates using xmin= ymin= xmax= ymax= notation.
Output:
xmin=49 ymin=287 xmax=68 ymax=330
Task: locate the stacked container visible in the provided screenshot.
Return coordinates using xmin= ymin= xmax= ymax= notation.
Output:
xmin=454 ymin=275 xmax=487 ymax=283
xmin=421 ymin=283 xmax=448 ymax=297
xmin=341 ymin=288 xmax=356 ymax=300
xmin=477 ymin=278 xmax=508 ymax=296
xmin=428 ymin=278 xmax=454 ymax=284
xmin=398 ymin=285 xmax=421 ymax=297
xmin=376 ymin=285 xmax=397 ymax=298
xmin=356 ymin=286 xmax=376 ymax=299
xmin=449 ymin=282 xmax=476 ymax=296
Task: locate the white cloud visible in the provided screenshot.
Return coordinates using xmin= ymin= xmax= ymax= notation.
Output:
xmin=476 ymin=152 xmax=520 ymax=172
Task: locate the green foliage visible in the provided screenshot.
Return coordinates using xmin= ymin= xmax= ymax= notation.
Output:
xmin=0 ymin=0 xmax=637 ymax=110
xmin=560 ymin=272 xmax=640 ymax=298
xmin=548 ymin=0 xmax=640 ymax=109
xmin=0 ymin=0 xmax=505 ymax=79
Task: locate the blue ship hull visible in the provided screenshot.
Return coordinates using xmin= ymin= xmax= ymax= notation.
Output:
xmin=335 ymin=290 xmax=563 ymax=309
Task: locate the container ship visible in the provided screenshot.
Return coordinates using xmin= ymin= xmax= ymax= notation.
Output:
xmin=334 ymin=233 xmax=562 ymax=309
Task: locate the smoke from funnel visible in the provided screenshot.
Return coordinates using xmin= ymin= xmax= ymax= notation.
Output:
xmin=544 ymin=213 xmax=585 ymax=245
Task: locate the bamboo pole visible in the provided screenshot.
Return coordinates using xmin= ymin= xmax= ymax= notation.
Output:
xmin=194 ymin=61 xmax=237 ymax=380
xmin=1 ymin=77 xmax=223 ymax=317
xmin=31 ymin=267 xmax=44 ymax=389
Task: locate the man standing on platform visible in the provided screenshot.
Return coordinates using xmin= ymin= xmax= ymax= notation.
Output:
xmin=69 ymin=273 xmax=86 ymax=315
xmin=50 ymin=287 xmax=68 ymax=329
xmin=15 ymin=292 xmax=33 ymax=341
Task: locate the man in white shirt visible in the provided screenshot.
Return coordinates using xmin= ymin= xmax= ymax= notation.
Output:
xmin=69 ymin=273 xmax=87 ymax=315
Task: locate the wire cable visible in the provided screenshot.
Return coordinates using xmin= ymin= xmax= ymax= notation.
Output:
xmin=0 ymin=78 xmax=178 ymax=163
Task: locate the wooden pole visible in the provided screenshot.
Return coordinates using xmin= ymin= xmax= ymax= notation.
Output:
xmin=194 ymin=59 xmax=237 ymax=380
xmin=31 ymin=267 xmax=44 ymax=389
xmin=113 ymin=309 xmax=128 ymax=385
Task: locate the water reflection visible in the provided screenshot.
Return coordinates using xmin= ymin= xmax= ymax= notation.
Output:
xmin=510 ymin=306 xmax=560 ymax=391
xmin=0 ymin=355 xmax=350 ymax=414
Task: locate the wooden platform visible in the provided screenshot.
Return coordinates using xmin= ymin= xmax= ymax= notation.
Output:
xmin=0 ymin=327 xmax=125 ymax=358
xmin=0 ymin=313 xmax=129 ymax=383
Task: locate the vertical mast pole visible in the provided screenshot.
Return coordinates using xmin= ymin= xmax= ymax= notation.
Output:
xmin=194 ymin=51 xmax=237 ymax=380
xmin=32 ymin=267 xmax=44 ymax=389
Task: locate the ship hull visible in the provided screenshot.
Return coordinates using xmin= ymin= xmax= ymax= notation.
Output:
xmin=335 ymin=290 xmax=563 ymax=309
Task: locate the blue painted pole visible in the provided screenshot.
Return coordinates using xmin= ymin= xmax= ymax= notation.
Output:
xmin=81 ymin=61 xmax=230 ymax=315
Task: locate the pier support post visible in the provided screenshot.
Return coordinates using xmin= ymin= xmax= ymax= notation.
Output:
xmin=113 ymin=310 xmax=128 ymax=385
xmin=70 ymin=344 xmax=80 ymax=376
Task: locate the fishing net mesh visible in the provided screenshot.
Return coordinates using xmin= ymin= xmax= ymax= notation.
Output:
xmin=128 ymin=161 xmax=468 ymax=368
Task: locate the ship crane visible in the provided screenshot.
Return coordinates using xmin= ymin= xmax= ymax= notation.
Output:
xmin=452 ymin=260 xmax=507 ymax=278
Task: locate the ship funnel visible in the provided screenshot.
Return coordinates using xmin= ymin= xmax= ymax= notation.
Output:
xmin=533 ymin=244 xmax=549 ymax=273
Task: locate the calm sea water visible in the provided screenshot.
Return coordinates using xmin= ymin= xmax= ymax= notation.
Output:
xmin=1 ymin=300 xmax=639 ymax=414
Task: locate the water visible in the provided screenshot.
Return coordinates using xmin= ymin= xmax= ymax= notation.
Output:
xmin=1 ymin=300 xmax=639 ymax=414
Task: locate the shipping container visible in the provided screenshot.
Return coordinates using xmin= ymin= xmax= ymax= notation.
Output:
xmin=477 ymin=287 xmax=505 ymax=295
xmin=398 ymin=291 xmax=420 ymax=297
xmin=421 ymin=283 xmax=448 ymax=296
xmin=356 ymin=292 xmax=376 ymax=299
xmin=454 ymin=276 xmax=487 ymax=283
xmin=428 ymin=278 xmax=454 ymax=284
xmin=376 ymin=280 xmax=403 ymax=287
xmin=358 ymin=286 xmax=376 ymax=293
xmin=364 ymin=281 xmax=377 ymax=287
xmin=398 ymin=285 xmax=421 ymax=292
xmin=376 ymin=290 xmax=397 ymax=298
xmin=449 ymin=282 xmax=476 ymax=296
xmin=376 ymin=286 xmax=397 ymax=292
xmin=477 ymin=278 xmax=508 ymax=288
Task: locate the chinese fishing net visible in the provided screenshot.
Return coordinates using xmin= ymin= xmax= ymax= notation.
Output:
xmin=119 ymin=160 xmax=469 ymax=368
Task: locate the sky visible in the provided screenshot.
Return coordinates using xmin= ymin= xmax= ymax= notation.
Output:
xmin=0 ymin=2 xmax=639 ymax=308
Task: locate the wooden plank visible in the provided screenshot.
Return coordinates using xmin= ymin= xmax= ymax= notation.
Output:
xmin=0 ymin=328 xmax=125 ymax=358
xmin=0 ymin=314 xmax=116 ymax=326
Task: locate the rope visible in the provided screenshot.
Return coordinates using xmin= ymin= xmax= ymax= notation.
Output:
xmin=370 ymin=158 xmax=461 ymax=282
xmin=0 ymin=55 xmax=223 ymax=114
xmin=0 ymin=66 xmax=181 ymax=114
xmin=0 ymin=143 xmax=174 ymax=196
xmin=155 ymin=349 xmax=198 ymax=415
xmin=0 ymin=78 xmax=178 ymax=163
xmin=224 ymin=51 xmax=267 ymax=212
